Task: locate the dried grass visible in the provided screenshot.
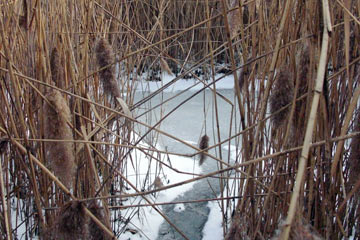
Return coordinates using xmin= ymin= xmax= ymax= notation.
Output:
xmin=1 ymin=0 xmax=359 ymax=239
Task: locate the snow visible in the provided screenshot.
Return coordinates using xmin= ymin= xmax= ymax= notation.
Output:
xmin=120 ymin=73 xmax=236 ymax=239
xmin=202 ymin=178 xmax=239 ymax=240
xmin=201 ymin=200 xmax=224 ymax=240
xmin=173 ymin=203 xmax=186 ymax=213
xmin=118 ymin=133 xmax=201 ymax=240
xmin=136 ymin=72 xmax=235 ymax=93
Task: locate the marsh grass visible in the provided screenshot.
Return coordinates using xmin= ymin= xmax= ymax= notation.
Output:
xmin=0 ymin=0 xmax=359 ymax=239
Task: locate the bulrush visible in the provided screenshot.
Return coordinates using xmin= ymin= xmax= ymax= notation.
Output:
xmin=95 ymin=38 xmax=121 ymax=99
xmin=199 ymin=134 xmax=209 ymax=165
xmin=269 ymin=67 xmax=294 ymax=128
xmin=88 ymin=201 xmax=112 ymax=240
xmin=349 ymin=110 xmax=360 ymax=188
xmin=272 ymin=219 xmax=323 ymax=240
xmin=50 ymin=47 xmax=64 ymax=89
xmin=54 ymin=201 xmax=89 ymax=239
xmin=44 ymin=90 xmax=75 ymax=189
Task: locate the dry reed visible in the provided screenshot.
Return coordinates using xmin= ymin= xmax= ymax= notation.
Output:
xmin=44 ymin=90 xmax=75 ymax=189
xmin=1 ymin=0 xmax=359 ymax=239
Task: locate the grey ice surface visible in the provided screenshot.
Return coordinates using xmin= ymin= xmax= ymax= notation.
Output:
xmin=134 ymin=88 xmax=238 ymax=240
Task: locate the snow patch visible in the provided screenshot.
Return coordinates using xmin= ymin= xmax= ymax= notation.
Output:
xmin=173 ymin=203 xmax=186 ymax=213
xmin=119 ymin=133 xmax=200 ymax=240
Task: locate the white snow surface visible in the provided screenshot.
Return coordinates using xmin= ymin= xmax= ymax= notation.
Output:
xmin=202 ymin=178 xmax=239 ymax=240
xmin=173 ymin=203 xmax=186 ymax=213
xmin=136 ymin=72 xmax=235 ymax=93
xmin=118 ymin=132 xmax=201 ymax=240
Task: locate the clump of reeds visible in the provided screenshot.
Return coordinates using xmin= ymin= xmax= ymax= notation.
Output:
xmin=95 ymin=38 xmax=121 ymax=99
xmin=50 ymin=47 xmax=64 ymax=89
xmin=43 ymin=201 xmax=89 ymax=239
xmin=87 ymin=201 xmax=111 ymax=240
xmin=44 ymin=90 xmax=75 ymax=189
xmin=270 ymin=67 xmax=294 ymax=128
xmin=199 ymin=134 xmax=209 ymax=165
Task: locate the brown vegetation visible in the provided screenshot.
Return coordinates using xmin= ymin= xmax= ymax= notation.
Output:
xmin=0 ymin=0 xmax=359 ymax=239
xmin=199 ymin=134 xmax=209 ymax=166
xmin=43 ymin=90 xmax=75 ymax=189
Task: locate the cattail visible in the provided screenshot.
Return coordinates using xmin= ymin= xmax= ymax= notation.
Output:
xmin=298 ymin=46 xmax=310 ymax=95
xmin=87 ymin=201 xmax=111 ymax=240
xmin=50 ymin=47 xmax=64 ymax=89
xmin=199 ymin=135 xmax=209 ymax=165
xmin=225 ymin=215 xmax=249 ymax=240
xmin=269 ymin=67 xmax=294 ymax=128
xmin=349 ymin=109 xmax=360 ymax=188
xmin=44 ymin=90 xmax=75 ymax=189
xmin=0 ymin=138 xmax=8 ymax=154
xmin=154 ymin=176 xmax=164 ymax=189
xmin=160 ymin=58 xmax=174 ymax=76
xmin=56 ymin=201 xmax=89 ymax=239
xmin=293 ymin=46 xmax=310 ymax=132
xmin=272 ymin=219 xmax=323 ymax=240
xmin=95 ymin=38 xmax=121 ymax=99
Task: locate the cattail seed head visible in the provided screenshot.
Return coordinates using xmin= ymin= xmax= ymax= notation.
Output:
xmin=56 ymin=201 xmax=89 ymax=239
xmin=50 ymin=47 xmax=64 ymax=89
xmin=199 ymin=135 xmax=209 ymax=165
xmin=44 ymin=90 xmax=75 ymax=189
xmin=95 ymin=38 xmax=121 ymax=99
xmin=270 ymin=67 xmax=294 ymax=128
xmin=88 ymin=201 xmax=111 ymax=240
xmin=349 ymin=110 xmax=360 ymax=188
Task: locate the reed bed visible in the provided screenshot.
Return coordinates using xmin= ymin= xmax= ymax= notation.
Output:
xmin=0 ymin=0 xmax=359 ymax=239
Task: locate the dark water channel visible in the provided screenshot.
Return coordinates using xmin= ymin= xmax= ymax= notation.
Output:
xmin=134 ymin=88 xmax=238 ymax=240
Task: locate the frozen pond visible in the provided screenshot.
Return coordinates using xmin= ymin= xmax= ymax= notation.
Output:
xmin=133 ymin=85 xmax=240 ymax=240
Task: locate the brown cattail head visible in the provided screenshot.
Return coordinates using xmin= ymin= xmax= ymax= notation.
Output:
xmin=293 ymin=46 xmax=310 ymax=132
xmin=50 ymin=47 xmax=64 ymax=89
xmin=298 ymin=46 xmax=310 ymax=95
xmin=199 ymin=134 xmax=209 ymax=165
xmin=56 ymin=201 xmax=89 ymax=239
xmin=154 ymin=176 xmax=164 ymax=189
xmin=349 ymin=109 xmax=360 ymax=188
xmin=95 ymin=38 xmax=121 ymax=99
xmin=0 ymin=138 xmax=8 ymax=154
xmin=270 ymin=67 xmax=294 ymax=128
xmin=44 ymin=90 xmax=75 ymax=189
xmin=88 ymin=201 xmax=112 ymax=240
xmin=272 ymin=218 xmax=323 ymax=240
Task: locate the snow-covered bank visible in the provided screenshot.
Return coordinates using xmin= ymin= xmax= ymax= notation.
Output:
xmin=136 ymin=72 xmax=235 ymax=93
